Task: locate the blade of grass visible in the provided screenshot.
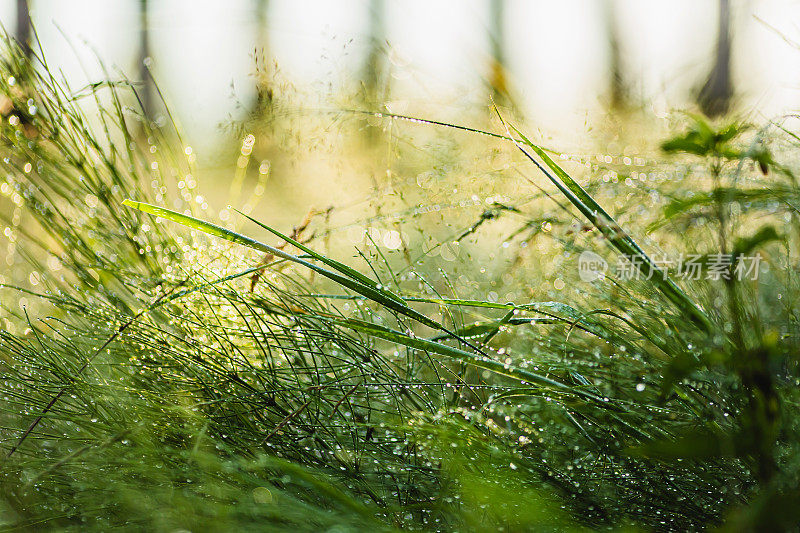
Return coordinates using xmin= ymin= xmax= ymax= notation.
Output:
xmin=231 ymin=207 xmax=407 ymax=306
xmin=6 ymin=278 xmax=188 ymax=457
xmin=123 ymin=199 xmax=443 ymax=333
xmin=493 ymin=113 xmax=712 ymax=333
xmin=354 ymin=106 xmax=712 ymax=334
xmin=120 ymin=198 xmax=516 ymax=371
xmin=329 ymin=316 xmax=621 ymax=409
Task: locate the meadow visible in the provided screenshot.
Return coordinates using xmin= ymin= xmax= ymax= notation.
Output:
xmin=0 ymin=36 xmax=799 ymax=531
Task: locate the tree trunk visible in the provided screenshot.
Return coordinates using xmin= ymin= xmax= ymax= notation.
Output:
xmin=604 ymin=0 xmax=627 ymax=109
xmin=362 ymin=0 xmax=386 ymax=107
xmin=698 ymin=0 xmax=732 ymax=117
xmin=252 ymin=0 xmax=272 ymax=118
xmin=16 ymin=0 xmax=31 ymax=57
xmin=488 ymin=0 xmax=509 ymax=106
xmin=138 ymin=0 xmax=153 ymax=119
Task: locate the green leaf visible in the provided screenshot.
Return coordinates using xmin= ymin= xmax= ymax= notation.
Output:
xmin=734 ymin=226 xmax=781 ymax=256
xmin=660 ymin=188 xmax=795 ymax=222
xmin=430 ymin=317 xmax=551 ymax=341
xmin=660 ymin=116 xmax=746 ymax=158
xmin=661 ymin=135 xmax=710 ymax=156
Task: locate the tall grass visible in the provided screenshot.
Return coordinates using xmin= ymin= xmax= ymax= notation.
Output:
xmin=0 ymin=37 xmax=799 ymax=532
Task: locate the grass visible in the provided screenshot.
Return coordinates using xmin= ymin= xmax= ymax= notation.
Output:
xmin=1 ymin=37 xmax=799 ymax=531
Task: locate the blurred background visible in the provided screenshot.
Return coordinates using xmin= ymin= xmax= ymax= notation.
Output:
xmin=4 ymin=0 xmax=800 ymax=242
xmin=3 ymin=0 xmax=800 ymax=156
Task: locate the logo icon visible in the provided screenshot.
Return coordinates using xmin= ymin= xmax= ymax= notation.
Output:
xmin=578 ymin=251 xmax=608 ymax=282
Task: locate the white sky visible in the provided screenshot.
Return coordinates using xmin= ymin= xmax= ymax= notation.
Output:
xmin=4 ymin=0 xmax=800 ymax=150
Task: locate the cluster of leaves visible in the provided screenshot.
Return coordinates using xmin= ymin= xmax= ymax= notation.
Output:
xmin=0 ymin=39 xmax=799 ymax=532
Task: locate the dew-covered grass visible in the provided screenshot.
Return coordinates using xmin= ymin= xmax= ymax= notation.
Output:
xmin=1 ymin=38 xmax=799 ymax=532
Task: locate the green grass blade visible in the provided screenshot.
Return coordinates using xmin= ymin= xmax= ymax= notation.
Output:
xmin=232 ymin=207 xmax=407 ymax=306
xmin=122 ymin=199 xmax=443 ymax=331
xmin=332 ymin=317 xmax=619 ymax=408
xmin=496 ymin=118 xmax=712 ymax=333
